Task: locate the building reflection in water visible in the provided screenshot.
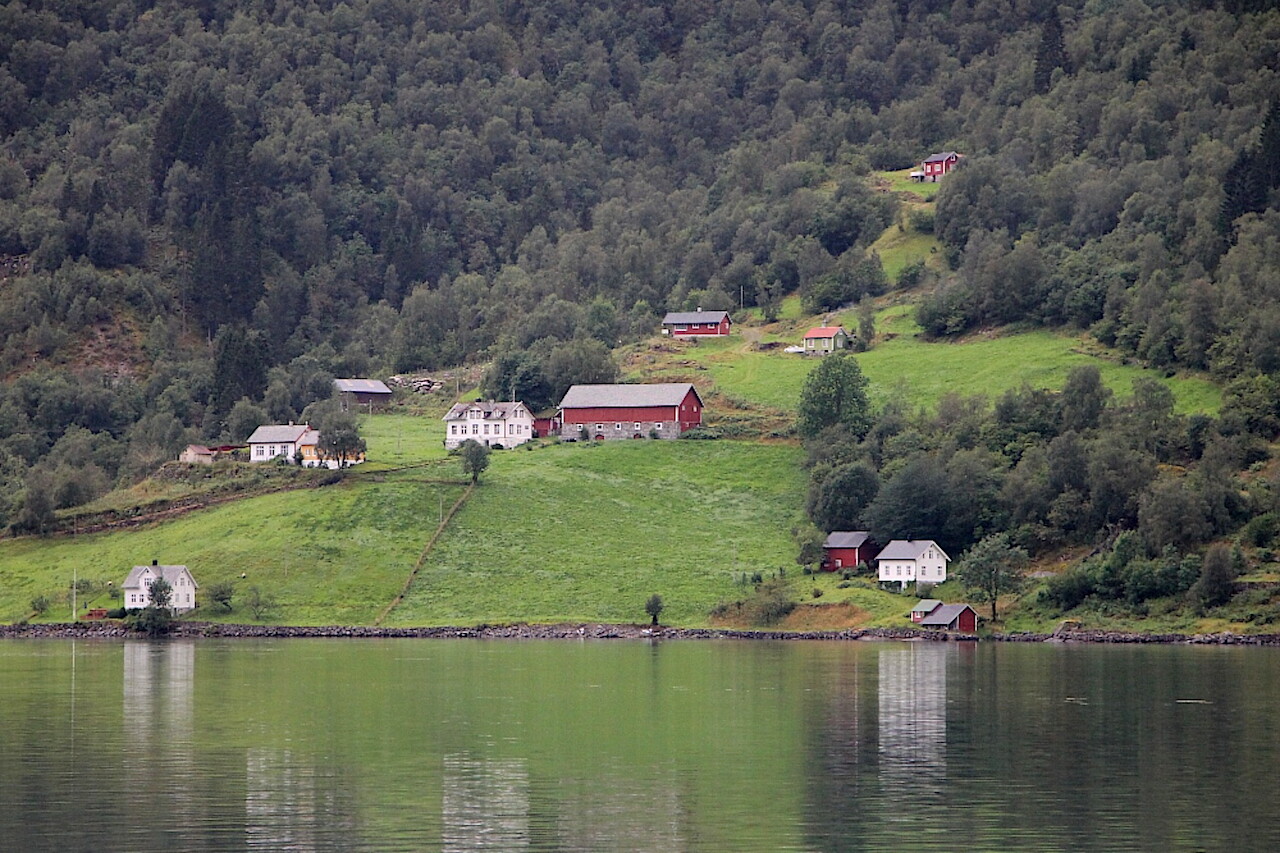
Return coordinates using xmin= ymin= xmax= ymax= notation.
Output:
xmin=245 ymin=747 xmax=357 ymax=850
xmin=442 ymin=754 xmax=530 ymax=851
xmin=877 ymin=643 xmax=955 ymax=806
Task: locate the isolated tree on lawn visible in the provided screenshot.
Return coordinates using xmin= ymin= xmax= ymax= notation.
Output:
xmin=459 ymin=439 xmax=491 ymax=484
xmin=955 ymin=532 xmax=1028 ymax=623
xmin=645 ymin=594 xmax=665 ymax=626
xmin=797 ymin=353 xmax=872 ymax=439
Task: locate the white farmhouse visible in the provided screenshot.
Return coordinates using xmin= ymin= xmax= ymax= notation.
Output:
xmin=875 ymin=540 xmax=950 ymax=590
xmin=123 ymin=561 xmax=199 ymax=612
xmin=247 ymin=423 xmax=318 ymax=463
xmin=443 ymin=401 xmax=534 ymax=449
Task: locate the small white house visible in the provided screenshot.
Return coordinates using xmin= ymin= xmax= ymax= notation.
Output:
xmin=123 ymin=561 xmax=199 ymax=612
xmin=247 ymin=424 xmax=318 ymax=463
xmin=443 ymin=401 xmax=535 ymax=449
xmin=875 ymin=540 xmax=950 ymax=590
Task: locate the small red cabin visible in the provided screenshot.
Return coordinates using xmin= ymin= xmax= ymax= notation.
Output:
xmin=919 ymin=604 xmax=978 ymax=633
xmin=821 ymin=531 xmax=873 ymax=572
xmin=921 ymin=151 xmax=961 ymax=181
xmin=662 ymin=310 xmax=731 ymax=338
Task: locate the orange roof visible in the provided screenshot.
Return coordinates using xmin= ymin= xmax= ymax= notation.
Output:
xmin=804 ymin=326 xmax=848 ymax=339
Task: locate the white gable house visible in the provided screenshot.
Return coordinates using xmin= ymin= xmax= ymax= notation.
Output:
xmin=875 ymin=540 xmax=950 ymax=590
xmin=443 ymin=401 xmax=534 ymax=449
xmin=123 ymin=561 xmax=199 ymax=612
xmin=247 ymin=424 xmax=317 ymax=463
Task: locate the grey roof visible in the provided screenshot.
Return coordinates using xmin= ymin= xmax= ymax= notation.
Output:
xmin=663 ymin=311 xmax=730 ymax=325
xmin=334 ymin=378 xmax=391 ymax=394
xmin=874 ymin=540 xmax=950 ymax=562
xmin=912 ymin=599 xmax=943 ymax=614
xmin=558 ymin=383 xmax=701 ymax=410
xmin=824 ymin=531 xmax=869 ymax=549
xmin=247 ymin=424 xmax=312 ymax=444
xmin=443 ymin=401 xmax=528 ymax=421
xmin=923 ymin=151 xmax=960 ymax=163
xmin=124 ymin=564 xmax=197 ymax=590
xmin=919 ymin=603 xmax=975 ymax=627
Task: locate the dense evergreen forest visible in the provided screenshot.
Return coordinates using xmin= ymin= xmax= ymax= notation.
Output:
xmin=0 ymin=0 xmax=1278 ymax=552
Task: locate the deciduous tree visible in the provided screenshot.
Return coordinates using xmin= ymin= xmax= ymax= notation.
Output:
xmin=955 ymin=532 xmax=1028 ymax=622
xmin=797 ymin=353 xmax=872 ymax=439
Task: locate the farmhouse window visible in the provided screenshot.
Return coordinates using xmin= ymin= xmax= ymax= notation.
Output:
xmin=472 ymin=425 xmax=478 ymax=434
xmin=615 ymin=423 xmax=622 ymax=430
xmin=634 ymin=423 xmax=641 ymax=430
xmin=655 ymin=423 xmax=662 ymax=430
xmin=595 ymin=424 xmax=604 ymax=431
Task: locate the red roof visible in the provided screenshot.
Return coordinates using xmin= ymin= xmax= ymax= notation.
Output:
xmin=804 ymin=326 xmax=847 ymax=339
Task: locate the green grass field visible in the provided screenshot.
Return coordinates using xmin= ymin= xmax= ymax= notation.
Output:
xmin=679 ymin=309 xmax=1221 ymax=416
xmin=0 ymin=465 xmax=468 ymax=624
xmin=385 ymin=440 xmax=808 ymax=626
xmin=0 ymin=440 xmax=822 ymax=628
xmin=874 ymin=168 xmax=941 ymax=200
xmin=868 ymin=222 xmax=943 ymax=281
xmin=358 ymin=412 xmax=450 ymax=467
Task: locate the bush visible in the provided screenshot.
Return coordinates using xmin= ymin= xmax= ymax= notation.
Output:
xmin=711 ymin=577 xmax=796 ymax=626
xmin=1243 ymin=513 xmax=1279 ymax=548
xmin=812 ymin=587 xmax=823 ymax=598
xmin=106 ymin=607 xmax=126 ymax=619
xmin=128 ymin=606 xmax=172 ymax=637
xmin=30 ymin=595 xmax=49 ymax=615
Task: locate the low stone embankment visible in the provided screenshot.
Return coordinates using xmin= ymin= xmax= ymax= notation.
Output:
xmin=4 ymin=622 xmax=1280 ymax=645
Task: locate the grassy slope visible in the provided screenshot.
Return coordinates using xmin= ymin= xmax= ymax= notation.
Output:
xmin=665 ymin=321 xmax=1220 ymax=417
xmin=0 ymin=465 xmax=468 ymax=625
xmin=385 ymin=440 xmax=808 ymax=626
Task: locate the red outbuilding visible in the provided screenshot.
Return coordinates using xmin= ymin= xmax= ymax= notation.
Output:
xmin=821 ymin=531 xmax=873 ymax=572
xmin=919 ymin=603 xmax=979 ymax=633
xmin=557 ymin=383 xmax=703 ymax=440
xmin=920 ymin=151 xmax=962 ymax=181
xmin=662 ymin=310 xmax=732 ymax=338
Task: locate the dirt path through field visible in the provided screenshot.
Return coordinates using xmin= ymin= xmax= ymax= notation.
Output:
xmin=375 ymin=482 xmax=475 ymax=625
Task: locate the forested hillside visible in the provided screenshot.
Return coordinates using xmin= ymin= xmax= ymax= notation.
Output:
xmin=0 ymin=0 xmax=1277 ymax=529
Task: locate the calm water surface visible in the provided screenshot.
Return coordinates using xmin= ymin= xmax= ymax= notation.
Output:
xmin=1 ymin=638 xmax=1276 ymax=852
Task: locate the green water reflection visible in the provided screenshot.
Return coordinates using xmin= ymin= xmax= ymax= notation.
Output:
xmin=0 ymin=639 xmax=1275 ymax=851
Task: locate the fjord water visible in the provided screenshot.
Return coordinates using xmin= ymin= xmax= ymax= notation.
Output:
xmin=2 ymin=639 xmax=1277 ymax=852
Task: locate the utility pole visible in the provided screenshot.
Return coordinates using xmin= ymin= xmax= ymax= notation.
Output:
xmin=71 ymin=566 xmax=76 ymax=621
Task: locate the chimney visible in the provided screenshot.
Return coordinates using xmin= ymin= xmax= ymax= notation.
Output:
xmin=152 ymin=559 xmax=158 ymax=566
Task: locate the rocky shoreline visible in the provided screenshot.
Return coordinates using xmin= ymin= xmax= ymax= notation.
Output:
xmin=3 ymin=621 xmax=1280 ymax=645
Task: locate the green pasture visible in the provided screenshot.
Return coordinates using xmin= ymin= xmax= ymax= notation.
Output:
xmin=0 ymin=440 xmax=808 ymax=627
xmin=868 ymin=222 xmax=943 ymax=281
xmin=0 ymin=465 xmax=467 ymax=625
xmin=874 ymin=168 xmax=940 ymax=200
xmin=359 ymin=412 xmax=450 ymax=467
xmin=692 ymin=308 xmax=1220 ymax=416
xmin=385 ymin=440 xmax=807 ymax=627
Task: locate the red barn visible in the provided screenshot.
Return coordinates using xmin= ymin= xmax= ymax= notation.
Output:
xmin=662 ymin=310 xmax=731 ymax=338
xmin=558 ymin=383 xmax=703 ymax=440
xmin=821 ymin=531 xmax=873 ymax=572
xmin=919 ymin=604 xmax=979 ymax=633
xmin=921 ymin=151 xmax=961 ymax=181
